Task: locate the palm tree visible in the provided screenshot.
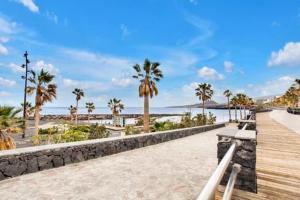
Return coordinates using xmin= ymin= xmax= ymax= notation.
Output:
xmin=285 ymin=87 xmax=298 ymax=107
xmin=195 ymin=83 xmax=214 ymax=116
xmin=108 ymin=98 xmax=124 ymax=116
xmin=72 ymin=88 xmax=84 ymax=125
xmin=20 ymin=102 xmax=34 ymax=134
xmin=236 ymin=93 xmax=246 ymax=120
xmin=223 ymin=89 xmax=232 ymax=122
xmin=108 ymin=98 xmax=124 ymax=126
xmin=68 ymin=105 xmax=77 ymax=122
xmin=132 ymin=59 xmax=163 ymax=132
xmin=230 ymin=96 xmax=238 ymax=122
xmin=21 ymin=102 xmax=35 ymax=118
xmin=0 ymin=106 xmax=22 ymax=150
xmin=85 ymin=102 xmax=95 ymax=123
xmin=293 ymin=79 xmax=300 ymax=107
xmin=27 ymin=69 xmax=57 ymax=136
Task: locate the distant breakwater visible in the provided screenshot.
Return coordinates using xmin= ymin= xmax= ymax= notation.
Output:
xmin=28 ymin=113 xmax=182 ymax=121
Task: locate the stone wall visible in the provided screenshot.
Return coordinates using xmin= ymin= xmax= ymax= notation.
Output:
xmin=217 ymin=129 xmax=257 ymax=193
xmin=0 ymin=123 xmax=225 ymax=181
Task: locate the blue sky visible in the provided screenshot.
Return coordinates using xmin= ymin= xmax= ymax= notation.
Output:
xmin=0 ymin=0 xmax=300 ymax=107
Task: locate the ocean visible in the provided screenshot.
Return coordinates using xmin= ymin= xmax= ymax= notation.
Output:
xmin=41 ymin=107 xmax=249 ymax=123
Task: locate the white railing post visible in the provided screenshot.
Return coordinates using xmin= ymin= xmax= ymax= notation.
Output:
xmin=222 ymin=163 xmax=241 ymax=200
xmin=197 ymin=142 xmax=237 ymax=200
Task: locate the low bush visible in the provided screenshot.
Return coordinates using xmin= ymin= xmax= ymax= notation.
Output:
xmin=125 ymin=125 xmax=142 ymax=135
xmin=151 ymin=112 xmax=217 ymax=132
xmin=39 ymin=126 xmax=59 ymax=135
xmin=88 ymin=123 xmax=108 ymax=139
xmin=32 ymin=124 xmax=109 ymax=145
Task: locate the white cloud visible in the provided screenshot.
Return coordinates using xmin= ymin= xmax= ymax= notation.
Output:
xmin=278 ymin=76 xmax=294 ymax=82
xmin=19 ymin=0 xmax=39 ymax=13
xmin=85 ymin=95 xmax=109 ymax=105
xmin=0 ymin=37 xmax=9 ymax=43
xmin=0 ymin=17 xmax=16 ymax=34
xmin=61 ymin=48 xmax=135 ymax=80
xmin=62 ymin=78 xmax=104 ymax=90
xmin=120 ymin=24 xmax=130 ymax=38
xmin=111 ymin=77 xmax=133 ymax=87
xmin=234 ymin=89 xmax=246 ymax=94
xmin=33 ymin=60 xmax=59 ymax=75
xmin=0 ymin=77 xmax=16 ymax=87
xmin=268 ymin=42 xmax=300 ymax=66
xmin=45 ymin=11 xmax=58 ymax=24
xmin=224 ymin=61 xmax=234 ymax=72
xmin=271 ymin=21 xmax=280 ymax=27
xmin=8 ymin=63 xmax=25 ymax=73
xmin=198 ymin=66 xmax=225 ymax=80
xmin=184 ymin=15 xmax=214 ymax=47
xmin=253 ymin=75 xmax=295 ymax=96
xmin=0 ymin=44 xmax=8 ymax=55
xmin=0 ymin=91 xmax=11 ymax=97
xmin=247 ymin=84 xmax=254 ymax=88
xmin=189 ymin=0 xmax=198 ymax=5
xmin=182 ymin=82 xmax=199 ymax=94
xmin=162 ymin=50 xmax=199 ymax=76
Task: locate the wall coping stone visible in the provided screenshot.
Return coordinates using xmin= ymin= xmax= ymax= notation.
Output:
xmin=217 ymin=129 xmax=256 ymax=141
xmin=235 ymin=130 xmax=256 ymax=140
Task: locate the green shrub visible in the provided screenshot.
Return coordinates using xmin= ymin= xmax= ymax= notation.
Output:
xmin=135 ymin=118 xmax=143 ymax=126
xmin=207 ymin=112 xmax=216 ymax=125
xmin=60 ymin=129 xmax=89 ymax=142
xmin=180 ymin=112 xmax=194 ymax=127
xmin=125 ymin=125 xmax=141 ymax=135
xmin=89 ymin=123 xmax=108 ymax=139
xmin=69 ymin=125 xmax=90 ymax=133
xmin=39 ymin=126 xmax=59 ymax=135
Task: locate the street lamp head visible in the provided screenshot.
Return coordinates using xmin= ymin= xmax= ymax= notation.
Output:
xmin=24 ymin=51 xmax=28 ymax=57
xmin=26 ymin=59 xmax=30 ymax=64
xmin=21 ymin=64 xmax=25 ymax=68
xmin=21 ymin=75 xmax=25 ymax=79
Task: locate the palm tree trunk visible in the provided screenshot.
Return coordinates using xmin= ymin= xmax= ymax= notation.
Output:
xmin=202 ymin=100 xmax=205 ymax=116
xmin=144 ymin=94 xmax=150 ymax=133
xmin=88 ymin=112 xmax=90 ymax=123
xmin=227 ymin=97 xmax=231 ymax=122
xmin=34 ymin=106 xmax=40 ymax=136
xmin=75 ymin=100 xmax=78 ymax=125
xmin=202 ymin=100 xmax=205 ymax=124
xmin=239 ymin=106 xmax=242 ymax=120
xmin=235 ymin=106 xmax=237 ymax=121
xmin=244 ymin=107 xmax=246 ymax=119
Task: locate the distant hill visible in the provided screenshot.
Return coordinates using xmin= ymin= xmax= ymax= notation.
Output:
xmin=167 ymin=100 xmax=227 ymax=109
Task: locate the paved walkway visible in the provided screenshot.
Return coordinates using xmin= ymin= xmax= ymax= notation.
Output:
xmin=0 ymin=127 xmax=227 ymax=200
xmin=269 ymin=110 xmax=300 ymax=134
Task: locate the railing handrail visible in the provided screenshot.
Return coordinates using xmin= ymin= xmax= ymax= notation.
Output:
xmin=222 ymin=164 xmax=241 ymax=200
xmin=197 ymin=112 xmax=256 ymax=200
xmin=197 ymin=142 xmax=237 ymax=200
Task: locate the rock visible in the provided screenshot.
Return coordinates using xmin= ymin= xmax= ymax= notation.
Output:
xmin=72 ymin=151 xmax=84 ymax=162
xmin=38 ymin=155 xmax=53 ymax=170
xmin=0 ymin=171 xmax=5 ymax=181
xmin=0 ymin=160 xmax=8 ymax=171
xmin=53 ymin=156 xmax=64 ymax=167
xmin=3 ymin=161 xmax=27 ymax=177
xmin=27 ymin=157 xmax=38 ymax=173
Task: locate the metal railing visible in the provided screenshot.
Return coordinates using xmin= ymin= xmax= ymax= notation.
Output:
xmin=222 ymin=164 xmax=241 ymax=200
xmin=197 ymin=141 xmax=238 ymax=200
xmin=197 ymin=113 xmax=255 ymax=200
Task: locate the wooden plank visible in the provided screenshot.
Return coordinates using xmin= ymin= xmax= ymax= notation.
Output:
xmin=216 ymin=112 xmax=300 ymax=199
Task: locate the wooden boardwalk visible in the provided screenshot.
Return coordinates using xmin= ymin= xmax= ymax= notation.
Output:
xmin=217 ymin=112 xmax=300 ymax=199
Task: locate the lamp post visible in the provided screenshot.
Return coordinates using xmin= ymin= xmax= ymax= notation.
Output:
xmin=21 ymin=51 xmax=30 ymax=138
